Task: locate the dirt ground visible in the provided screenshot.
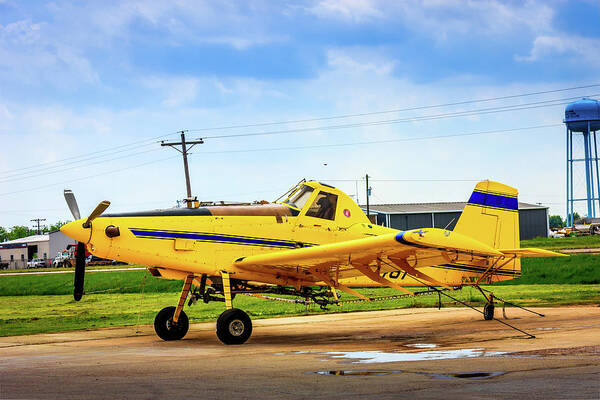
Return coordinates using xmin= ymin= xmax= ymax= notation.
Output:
xmin=1 ymin=306 xmax=599 ymax=399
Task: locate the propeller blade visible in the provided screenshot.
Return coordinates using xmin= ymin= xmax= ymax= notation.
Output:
xmin=63 ymin=189 xmax=81 ymax=220
xmin=73 ymin=241 xmax=86 ymax=301
xmin=82 ymin=200 xmax=111 ymax=228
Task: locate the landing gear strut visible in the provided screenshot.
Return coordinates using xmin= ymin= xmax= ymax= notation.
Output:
xmin=216 ymin=271 xmax=253 ymax=345
xmin=153 ymin=272 xmax=255 ymax=344
xmin=154 ymin=274 xmax=194 ymax=341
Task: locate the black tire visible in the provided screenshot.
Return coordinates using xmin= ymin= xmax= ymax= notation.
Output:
xmin=216 ymin=308 xmax=252 ymax=345
xmin=483 ymin=303 xmax=495 ymax=320
xmin=154 ymin=306 xmax=189 ymax=341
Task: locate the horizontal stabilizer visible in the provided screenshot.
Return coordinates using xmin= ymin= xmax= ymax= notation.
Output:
xmin=499 ymin=248 xmax=566 ymax=257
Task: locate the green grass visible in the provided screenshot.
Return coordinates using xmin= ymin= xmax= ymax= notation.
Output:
xmin=1 ymin=253 xmax=598 ymax=337
xmin=521 ymin=235 xmax=600 ymax=250
xmin=1 ymin=253 xmax=598 ymax=297
xmin=1 ymin=285 xmax=598 ymax=337
xmin=512 ymin=254 xmax=600 ymax=284
xmin=0 ymin=269 xmax=180 ymax=296
xmin=0 ymin=264 xmax=140 ymax=274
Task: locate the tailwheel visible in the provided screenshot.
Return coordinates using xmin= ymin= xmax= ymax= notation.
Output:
xmin=216 ymin=308 xmax=252 ymax=345
xmin=154 ymin=306 xmax=189 ymax=341
xmin=483 ymin=303 xmax=495 ymax=320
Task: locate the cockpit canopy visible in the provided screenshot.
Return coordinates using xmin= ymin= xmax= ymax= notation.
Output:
xmin=281 ymin=183 xmax=341 ymax=222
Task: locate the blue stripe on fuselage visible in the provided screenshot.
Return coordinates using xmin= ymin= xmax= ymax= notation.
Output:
xmin=467 ymin=191 xmax=518 ymax=211
xmin=130 ymin=229 xmax=298 ymax=248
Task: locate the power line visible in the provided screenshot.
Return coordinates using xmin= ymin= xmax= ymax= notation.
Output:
xmin=190 ymin=124 xmax=560 ymax=156
xmin=0 ymin=124 xmax=562 ymax=188
xmin=0 ymin=130 xmax=182 ymax=176
xmin=0 ymin=155 xmax=180 ymax=197
xmin=186 ymin=83 xmax=600 ymax=133
xmin=4 ymin=87 xmax=596 ymax=177
xmin=198 ymin=94 xmax=592 ymax=140
xmin=0 ymin=147 xmax=162 ymax=184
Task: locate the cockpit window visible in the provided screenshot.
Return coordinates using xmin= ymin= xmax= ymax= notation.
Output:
xmin=284 ymin=186 xmax=314 ymax=209
xmin=306 ymin=192 xmax=338 ymax=220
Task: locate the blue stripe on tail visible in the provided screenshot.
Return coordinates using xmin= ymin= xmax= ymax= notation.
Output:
xmin=468 ymin=191 xmax=518 ymax=211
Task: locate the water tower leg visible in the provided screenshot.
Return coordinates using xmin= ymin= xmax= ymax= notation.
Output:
xmin=584 ymin=129 xmax=593 ymax=219
xmin=594 ymin=129 xmax=600 ymax=219
xmin=588 ymin=128 xmax=598 ymax=218
xmin=566 ymin=128 xmax=572 ymax=227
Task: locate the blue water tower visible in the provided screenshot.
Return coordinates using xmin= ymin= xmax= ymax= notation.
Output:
xmin=565 ymin=98 xmax=600 ymax=225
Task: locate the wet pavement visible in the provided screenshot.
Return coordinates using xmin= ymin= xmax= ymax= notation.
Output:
xmin=0 ymin=306 xmax=599 ymax=399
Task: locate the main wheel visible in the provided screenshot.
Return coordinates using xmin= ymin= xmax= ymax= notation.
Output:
xmin=154 ymin=306 xmax=189 ymax=341
xmin=483 ymin=303 xmax=495 ymax=320
xmin=216 ymin=308 xmax=252 ymax=345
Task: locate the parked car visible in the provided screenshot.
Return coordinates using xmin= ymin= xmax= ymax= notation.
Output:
xmin=27 ymin=258 xmax=45 ymax=268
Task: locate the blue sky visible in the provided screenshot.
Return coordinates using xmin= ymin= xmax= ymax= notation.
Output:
xmin=1 ymin=0 xmax=600 ymax=228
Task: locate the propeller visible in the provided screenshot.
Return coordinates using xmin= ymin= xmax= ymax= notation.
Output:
xmin=63 ymin=190 xmax=110 ymax=301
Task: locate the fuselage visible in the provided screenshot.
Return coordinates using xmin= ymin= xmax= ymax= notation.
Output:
xmin=60 ymin=181 xmax=519 ymax=287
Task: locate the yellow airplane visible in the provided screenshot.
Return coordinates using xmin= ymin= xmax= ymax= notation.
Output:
xmin=61 ymin=180 xmax=563 ymax=344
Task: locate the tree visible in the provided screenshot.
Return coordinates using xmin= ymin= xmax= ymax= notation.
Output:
xmin=549 ymin=215 xmax=564 ymax=229
xmin=0 ymin=226 xmax=8 ymax=242
xmin=43 ymin=221 xmax=70 ymax=233
xmin=8 ymin=226 xmax=30 ymax=240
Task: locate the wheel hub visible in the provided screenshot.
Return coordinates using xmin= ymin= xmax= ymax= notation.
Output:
xmin=229 ymin=319 xmax=245 ymax=336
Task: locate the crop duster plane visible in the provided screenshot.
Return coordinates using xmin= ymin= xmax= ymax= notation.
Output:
xmin=60 ymin=180 xmax=563 ymax=344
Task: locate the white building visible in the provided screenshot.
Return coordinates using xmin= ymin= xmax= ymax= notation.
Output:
xmin=0 ymin=234 xmax=50 ymax=269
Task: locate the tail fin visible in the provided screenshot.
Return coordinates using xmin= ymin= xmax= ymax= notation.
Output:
xmin=453 ymin=180 xmax=520 ymax=249
xmin=453 ymin=181 xmax=521 ymax=282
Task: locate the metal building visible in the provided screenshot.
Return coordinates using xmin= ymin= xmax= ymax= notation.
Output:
xmin=364 ymin=202 xmax=549 ymax=240
xmin=49 ymin=230 xmax=76 ymax=261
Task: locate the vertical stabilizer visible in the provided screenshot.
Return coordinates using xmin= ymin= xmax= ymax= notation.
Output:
xmin=454 ymin=181 xmax=520 ymax=249
xmin=452 ymin=181 xmax=521 ymax=282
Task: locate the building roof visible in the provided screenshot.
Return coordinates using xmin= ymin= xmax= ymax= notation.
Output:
xmin=0 ymin=234 xmax=49 ymax=245
xmin=361 ymin=201 xmax=547 ymax=214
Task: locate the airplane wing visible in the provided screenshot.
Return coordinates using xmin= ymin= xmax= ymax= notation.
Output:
xmin=233 ymin=228 xmax=507 ymax=292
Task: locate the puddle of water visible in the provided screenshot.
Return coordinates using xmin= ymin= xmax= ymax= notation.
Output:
xmin=324 ymin=349 xmax=506 ymax=363
xmin=315 ymin=370 xmax=403 ymax=376
xmin=405 ymin=343 xmax=437 ymax=349
xmin=425 ymin=371 xmax=505 ymax=380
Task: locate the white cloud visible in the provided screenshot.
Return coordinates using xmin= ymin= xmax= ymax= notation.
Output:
xmin=196 ymin=35 xmax=289 ymax=50
xmin=326 ymin=48 xmax=396 ymax=76
xmin=308 ymin=0 xmax=383 ymax=22
xmin=308 ymin=0 xmax=554 ymax=39
xmin=516 ymin=35 xmax=600 ymax=64
xmin=0 ymin=19 xmax=99 ymax=86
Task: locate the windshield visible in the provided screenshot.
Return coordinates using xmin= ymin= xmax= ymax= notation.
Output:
xmin=284 ymin=186 xmax=314 ymax=209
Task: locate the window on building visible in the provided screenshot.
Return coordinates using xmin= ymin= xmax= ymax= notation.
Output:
xmin=306 ymin=192 xmax=338 ymax=220
xmin=21 ymin=254 xmax=25 ymax=260
xmin=10 ymin=255 xmax=14 ymax=261
xmin=43 ymin=253 xmax=47 ymax=259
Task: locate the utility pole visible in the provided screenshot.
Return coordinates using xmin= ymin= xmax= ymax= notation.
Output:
xmin=31 ymin=218 xmax=46 ymax=235
xmin=365 ymin=174 xmax=370 ymax=222
xmin=161 ymin=131 xmax=204 ymax=208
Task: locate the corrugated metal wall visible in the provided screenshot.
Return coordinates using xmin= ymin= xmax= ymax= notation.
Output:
xmin=518 ymin=209 xmax=548 ymax=240
xmin=381 ymin=209 xmax=547 ymax=240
